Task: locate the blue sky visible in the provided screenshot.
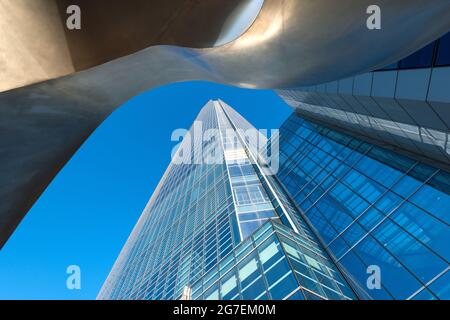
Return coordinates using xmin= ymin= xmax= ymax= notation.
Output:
xmin=0 ymin=81 xmax=291 ymax=300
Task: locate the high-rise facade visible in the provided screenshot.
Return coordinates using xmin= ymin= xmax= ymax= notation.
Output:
xmin=273 ymin=32 xmax=450 ymax=300
xmin=273 ymin=113 xmax=450 ymax=300
xmin=98 ymin=100 xmax=356 ymax=300
xmin=99 ymin=99 xmax=449 ymax=301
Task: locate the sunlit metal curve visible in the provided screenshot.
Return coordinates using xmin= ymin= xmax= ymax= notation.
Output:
xmin=1 ymin=0 xmax=450 ymax=248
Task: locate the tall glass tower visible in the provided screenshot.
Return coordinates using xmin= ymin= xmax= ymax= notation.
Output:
xmin=98 ymin=100 xmax=356 ymax=300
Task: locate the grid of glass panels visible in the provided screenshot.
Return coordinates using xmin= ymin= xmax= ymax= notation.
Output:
xmin=98 ymin=102 xmax=241 ymax=300
xmin=217 ymin=100 xmax=303 ymax=241
xmin=100 ymin=101 xmax=358 ymax=300
xmin=215 ymin=102 xmax=278 ymax=239
xmin=191 ymin=220 xmax=355 ymax=300
xmin=275 ymin=113 xmax=450 ymax=300
xmin=228 ymin=159 xmax=278 ymax=238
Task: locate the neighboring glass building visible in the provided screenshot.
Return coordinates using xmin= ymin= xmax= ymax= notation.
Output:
xmin=277 ymin=32 xmax=450 ymax=168
xmin=272 ymin=31 xmax=450 ymax=300
xmin=98 ymin=100 xmax=356 ymax=300
xmin=273 ymin=113 xmax=450 ymax=300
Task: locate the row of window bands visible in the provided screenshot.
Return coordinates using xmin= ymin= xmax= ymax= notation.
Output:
xmin=147 ymin=175 xmax=231 ymax=245
xmin=377 ymin=31 xmax=450 ymax=70
xmin=119 ymin=201 xmax=236 ymax=298
xmin=191 ymin=221 xmax=355 ymax=301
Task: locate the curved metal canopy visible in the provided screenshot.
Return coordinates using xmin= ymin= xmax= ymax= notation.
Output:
xmin=0 ymin=0 xmax=449 ymax=248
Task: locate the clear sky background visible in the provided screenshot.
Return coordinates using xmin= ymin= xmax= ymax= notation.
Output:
xmin=0 ymin=81 xmax=292 ymax=300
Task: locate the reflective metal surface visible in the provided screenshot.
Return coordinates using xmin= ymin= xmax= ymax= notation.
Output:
xmin=1 ymin=0 xmax=450 ymax=247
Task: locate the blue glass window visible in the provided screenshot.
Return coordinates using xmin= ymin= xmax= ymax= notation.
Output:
xmin=358 ymin=207 xmax=384 ymax=229
xmin=205 ymin=284 xmax=219 ymax=300
xmin=306 ymin=206 xmax=339 ymax=244
xmin=354 ymin=155 xmax=403 ymax=189
xmin=373 ymin=192 xmax=402 ymax=215
xmin=340 ymin=222 xmax=366 ymax=247
xmin=350 ymin=235 xmax=422 ymax=299
xmin=237 ymin=253 xmax=266 ymax=299
xmin=338 ymin=250 xmax=392 ymax=299
xmin=435 ymin=32 xmax=450 ymax=66
xmin=220 ymin=271 xmax=239 ymax=300
xmin=286 ymin=290 xmax=305 ymax=300
xmin=410 ymin=184 xmax=450 ymax=225
xmin=315 ymin=197 xmax=355 ymax=234
xmin=234 ymin=186 xmax=251 ymax=205
xmin=240 ymin=219 xmax=267 ymax=239
xmin=411 ymin=289 xmax=436 ymax=300
xmin=275 ymin=113 xmax=450 ymax=302
xmin=258 ymin=236 xmax=299 ymax=299
xmin=390 ymin=202 xmax=450 ymax=261
xmin=392 ymin=174 xmax=423 ymax=199
xmin=378 ymin=62 xmax=398 ymax=71
xmin=429 ymin=271 xmax=450 ymax=299
xmin=399 ymin=41 xmax=436 ymax=69
xmin=239 ymin=210 xmax=276 ymax=222
xmin=372 ymin=221 xmax=447 ymax=284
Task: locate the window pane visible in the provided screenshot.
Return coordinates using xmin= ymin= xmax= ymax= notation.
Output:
xmin=399 ymin=41 xmax=435 ymax=68
xmin=410 ymin=185 xmax=450 ymax=225
xmin=392 ymin=174 xmax=423 ymax=199
xmin=240 ymin=219 xmax=266 ymax=239
xmin=287 ymin=290 xmax=305 ymax=300
xmin=241 ymin=277 xmax=266 ymax=300
xmin=238 ymin=254 xmax=260 ymax=289
xmin=435 ymin=32 xmax=450 ymax=66
xmin=268 ymin=270 xmax=299 ymax=300
xmin=429 ymin=270 xmax=450 ymax=299
xmin=351 ymin=235 xmax=422 ymax=299
xmin=248 ymin=184 xmax=268 ymax=203
xmin=411 ymin=289 xmax=436 ymax=300
xmin=390 ymin=202 xmax=450 ymax=261
xmin=239 ymin=210 xmax=275 ymax=222
xmin=221 ymin=272 xmax=239 ymax=300
xmin=377 ymin=62 xmax=398 ymax=71
xmin=205 ymin=285 xmax=219 ymax=300
xmin=235 ymin=186 xmax=250 ymax=205
xmin=372 ymin=221 xmax=447 ymax=284
xmin=259 ymin=239 xmax=280 ymax=265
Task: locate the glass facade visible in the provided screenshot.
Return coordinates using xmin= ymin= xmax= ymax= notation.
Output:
xmin=191 ymin=221 xmax=354 ymax=300
xmin=98 ymin=103 xmax=237 ymax=300
xmin=377 ymin=31 xmax=450 ymax=70
xmin=215 ymin=103 xmax=278 ymax=239
xmin=274 ymin=113 xmax=450 ymax=300
xmin=98 ymin=100 xmax=355 ymax=300
xmin=275 ymin=31 xmax=450 ymax=181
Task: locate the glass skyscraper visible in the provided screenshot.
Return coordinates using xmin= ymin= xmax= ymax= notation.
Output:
xmin=98 ymin=100 xmax=356 ymax=300
xmin=99 ymin=99 xmax=449 ymax=301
